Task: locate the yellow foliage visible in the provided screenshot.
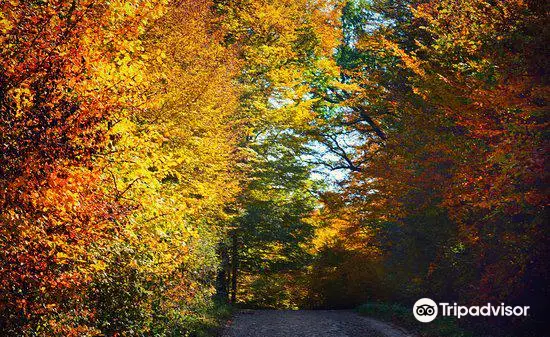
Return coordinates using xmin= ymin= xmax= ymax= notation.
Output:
xmin=105 ymin=1 xmax=243 ymax=281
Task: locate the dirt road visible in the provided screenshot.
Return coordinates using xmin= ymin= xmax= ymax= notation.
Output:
xmin=222 ymin=310 xmax=413 ymax=337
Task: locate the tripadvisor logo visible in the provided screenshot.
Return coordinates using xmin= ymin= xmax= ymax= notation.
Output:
xmin=413 ymin=298 xmax=530 ymax=323
xmin=413 ymin=298 xmax=438 ymax=322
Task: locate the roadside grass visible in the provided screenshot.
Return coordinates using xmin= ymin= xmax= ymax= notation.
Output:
xmin=173 ymin=301 xmax=234 ymax=337
xmin=201 ymin=301 xmax=234 ymax=337
xmin=356 ymin=302 xmax=474 ymax=337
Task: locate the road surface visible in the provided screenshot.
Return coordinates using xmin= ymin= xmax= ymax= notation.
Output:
xmin=222 ymin=310 xmax=413 ymax=337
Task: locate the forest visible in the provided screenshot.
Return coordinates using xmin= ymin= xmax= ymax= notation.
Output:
xmin=0 ymin=0 xmax=548 ymax=336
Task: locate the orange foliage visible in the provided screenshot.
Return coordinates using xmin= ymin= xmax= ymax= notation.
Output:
xmin=0 ymin=0 xmax=164 ymax=333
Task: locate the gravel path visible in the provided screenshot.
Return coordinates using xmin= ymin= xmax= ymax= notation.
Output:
xmin=222 ymin=310 xmax=414 ymax=337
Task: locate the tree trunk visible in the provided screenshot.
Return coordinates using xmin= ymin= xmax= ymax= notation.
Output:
xmin=215 ymin=242 xmax=230 ymax=303
xmin=230 ymin=232 xmax=239 ymax=304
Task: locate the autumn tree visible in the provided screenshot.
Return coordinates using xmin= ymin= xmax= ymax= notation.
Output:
xmin=87 ymin=1 xmax=247 ymax=335
xmin=0 ymin=1 xmax=165 ymax=335
xmin=309 ymin=0 xmax=549 ymax=334
xmin=210 ymin=0 xmax=343 ymax=307
xmin=227 ymin=135 xmax=319 ymax=308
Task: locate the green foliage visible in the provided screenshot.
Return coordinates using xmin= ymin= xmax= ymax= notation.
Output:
xmin=230 ymin=136 xmax=319 ymax=307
